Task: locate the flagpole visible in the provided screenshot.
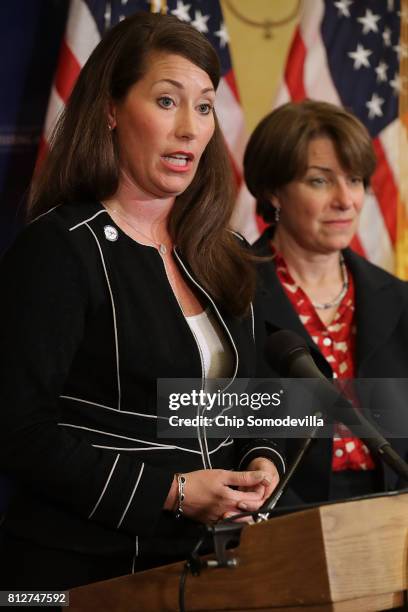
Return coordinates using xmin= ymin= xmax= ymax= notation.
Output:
xmin=150 ymin=0 xmax=168 ymax=14
xmin=396 ymin=0 xmax=408 ymax=279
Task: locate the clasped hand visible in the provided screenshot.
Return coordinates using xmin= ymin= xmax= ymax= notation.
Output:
xmin=175 ymin=458 xmax=279 ymax=524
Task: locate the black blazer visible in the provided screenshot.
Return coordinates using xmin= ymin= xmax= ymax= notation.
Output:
xmin=0 ymin=203 xmax=284 ymax=569
xmin=253 ymin=229 xmax=408 ymax=503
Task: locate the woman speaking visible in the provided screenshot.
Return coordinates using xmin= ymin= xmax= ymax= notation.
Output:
xmin=0 ymin=12 xmax=284 ymax=590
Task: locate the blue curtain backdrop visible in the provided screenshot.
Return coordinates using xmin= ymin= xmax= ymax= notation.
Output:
xmin=0 ymin=0 xmax=68 ymax=514
xmin=0 ymin=0 xmax=68 ymax=254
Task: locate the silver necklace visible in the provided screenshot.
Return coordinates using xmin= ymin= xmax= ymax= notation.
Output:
xmin=311 ymin=255 xmax=349 ymax=310
xmin=109 ymin=209 xmax=170 ymax=255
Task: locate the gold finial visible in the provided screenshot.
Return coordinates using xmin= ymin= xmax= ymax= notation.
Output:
xmin=223 ymin=0 xmax=301 ymax=39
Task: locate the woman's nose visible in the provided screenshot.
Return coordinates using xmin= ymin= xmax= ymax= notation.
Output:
xmin=175 ymin=108 xmax=197 ymax=141
xmin=334 ymin=181 xmax=354 ymax=208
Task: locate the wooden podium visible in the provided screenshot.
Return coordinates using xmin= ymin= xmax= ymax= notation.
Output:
xmin=69 ymin=493 xmax=408 ymax=611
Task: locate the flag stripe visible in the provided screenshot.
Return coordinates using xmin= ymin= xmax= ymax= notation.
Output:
xmin=66 ymin=0 xmax=100 ymax=65
xmin=371 ymin=138 xmax=398 ymax=245
xmin=229 ymin=156 xmax=243 ymax=188
xmin=350 ymin=234 xmax=365 ymax=257
xmin=223 ymin=69 xmax=240 ymax=102
xmin=284 ymin=30 xmax=307 ymax=101
xmin=54 ymin=40 xmax=81 ymax=103
xmin=379 ymin=120 xmax=400 ymax=186
xmin=358 ymin=191 xmax=394 ymax=270
xmin=215 ymin=77 xmax=247 ymax=171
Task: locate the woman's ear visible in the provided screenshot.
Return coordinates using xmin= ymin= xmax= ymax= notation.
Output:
xmin=268 ymin=192 xmax=280 ymax=210
xmin=267 ymin=193 xmax=281 ymax=224
xmin=107 ymin=101 xmax=117 ymax=131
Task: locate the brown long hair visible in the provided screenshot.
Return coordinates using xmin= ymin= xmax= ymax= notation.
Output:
xmin=244 ymin=100 xmax=377 ymax=224
xmin=29 ymin=12 xmax=255 ymax=317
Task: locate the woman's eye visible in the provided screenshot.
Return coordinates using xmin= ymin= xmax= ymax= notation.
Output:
xmin=157 ymin=96 xmax=174 ymax=109
xmin=197 ymin=103 xmax=212 ymax=115
xmin=309 ymin=177 xmax=327 ymax=186
xmin=350 ymin=176 xmax=363 ymax=185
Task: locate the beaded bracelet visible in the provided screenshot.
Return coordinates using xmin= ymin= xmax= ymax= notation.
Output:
xmin=175 ymin=473 xmax=186 ymax=518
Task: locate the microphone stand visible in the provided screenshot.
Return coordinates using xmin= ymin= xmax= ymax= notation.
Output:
xmin=256 ymin=411 xmax=323 ymax=521
xmin=257 ymin=395 xmax=408 ymax=522
xmin=186 ymin=413 xmax=324 ymax=568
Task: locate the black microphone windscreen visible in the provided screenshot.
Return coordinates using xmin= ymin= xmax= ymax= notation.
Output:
xmin=264 ymin=329 xmax=309 ymax=376
xmin=263 ymin=330 xmax=398 ymax=453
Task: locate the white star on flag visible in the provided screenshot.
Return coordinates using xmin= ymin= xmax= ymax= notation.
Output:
xmin=393 ymin=43 xmax=408 ymax=59
xmin=399 ymin=7 xmax=408 ymax=22
xmin=214 ymin=22 xmax=229 ymax=48
xmin=104 ymin=3 xmax=112 ymax=28
xmin=382 ymin=27 xmax=392 ymax=46
xmin=334 ymin=0 xmax=353 ymax=18
xmin=357 ymin=9 xmax=381 ymax=34
xmin=171 ymin=1 xmax=191 ymax=22
xmin=348 ymin=44 xmax=372 ymax=69
xmin=390 ymin=73 xmax=403 ymax=94
xmin=375 ymin=61 xmax=388 ymax=82
xmin=191 ymin=10 xmax=210 ymax=34
xmin=366 ymin=93 xmax=385 ymax=119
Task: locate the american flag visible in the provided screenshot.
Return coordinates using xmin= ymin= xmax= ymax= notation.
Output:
xmin=39 ymin=0 xmax=257 ymax=239
xmin=274 ymin=0 xmax=403 ymax=274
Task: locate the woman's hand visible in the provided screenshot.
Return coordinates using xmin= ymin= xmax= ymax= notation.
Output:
xmin=164 ymin=468 xmax=273 ymax=524
xmin=219 ymin=457 xmax=280 ymax=522
xmin=236 ymin=457 xmax=280 ymax=511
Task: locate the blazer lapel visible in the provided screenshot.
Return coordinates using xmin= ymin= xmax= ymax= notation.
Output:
xmin=344 ymin=249 xmax=406 ymax=374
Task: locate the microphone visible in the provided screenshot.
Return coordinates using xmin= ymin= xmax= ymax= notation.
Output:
xmin=264 ymin=330 xmax=408 ymax=482
xmin=264 ymin=330 xmax=363 ymax=428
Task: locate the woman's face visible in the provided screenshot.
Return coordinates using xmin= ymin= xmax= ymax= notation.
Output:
xmin=273 ymin=137 xmax=366 ymax=254
xmin=110 ymin=52 xmax=216 ymax=199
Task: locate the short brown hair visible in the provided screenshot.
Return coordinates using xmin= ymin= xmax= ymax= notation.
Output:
xmin=244 ymin=100 xmax=377 ymax=224
xmin=29 ymin=11 xmax=256 ymax=317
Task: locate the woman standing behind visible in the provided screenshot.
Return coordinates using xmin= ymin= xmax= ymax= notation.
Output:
xmin=0 ymin=12 xmax=283 ymax=591
xmin=244 ymin=100 xmax=408 ymax=504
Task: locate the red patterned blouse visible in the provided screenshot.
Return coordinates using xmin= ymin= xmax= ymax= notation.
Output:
xmin=273 ymin=249 xmax=375 ymax=471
